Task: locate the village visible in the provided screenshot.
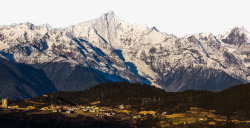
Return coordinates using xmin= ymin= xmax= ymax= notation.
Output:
xmin=1 ymin=97 xmax=250 ymax=127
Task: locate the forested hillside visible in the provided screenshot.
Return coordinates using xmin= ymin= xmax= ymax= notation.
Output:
xmin=14 ymin=82 xmax=250 ymax=120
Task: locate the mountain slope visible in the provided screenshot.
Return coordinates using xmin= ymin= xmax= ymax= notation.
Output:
xmin=217 ymin=26 xmax=250 ymax=74
xmin=32 ymin=62 xmax=126 ymax=91
xmin=0 ymin=57 xmax=56 ymax=100
xmin=156 ymin=66 xmax=243 ymax=91
xmin=0 ymin=58 xmax=125 ymax=99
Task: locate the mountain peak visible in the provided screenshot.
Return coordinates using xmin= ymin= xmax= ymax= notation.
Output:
xmin=232 ymin=26 xmax=248 ymax=33
xmin=8 ymin=22 xmax=35 ymax=30
xmin=96 ymin=11 xmax=123 ymax=27
xmin=103 ymin=11 xmax=117 ymax=18
xmin=23 ymin=22 xmax=34 ymax=26
xmin=151 ymin=26 xmax=159 ymax=32
xmin=217 ymin=26 xmax=250 ymax=47
xmin=107 ymin=11 xmax=115 ymax=15
xmin=233 ymin=26 xmax=245 ymax=30
xmin=217 ymin=26 xmax=249 ymax=39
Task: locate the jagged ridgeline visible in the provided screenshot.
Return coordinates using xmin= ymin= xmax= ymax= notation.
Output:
xmin=0 ymin=11 xmax=249 ymax=99
xmin=15 ymin=82 xmax=250 ymax=119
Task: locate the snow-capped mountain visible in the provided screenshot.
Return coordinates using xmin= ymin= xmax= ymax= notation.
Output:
xmin=0 ymin=11 xmax=249 ymax=98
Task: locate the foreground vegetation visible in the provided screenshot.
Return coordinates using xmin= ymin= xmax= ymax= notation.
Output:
xmin=3 ymin=82 xmax=250 ymax=127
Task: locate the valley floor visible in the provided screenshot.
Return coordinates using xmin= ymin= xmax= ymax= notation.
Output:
xmin=1 ymin=106 xmax=250 ymax=128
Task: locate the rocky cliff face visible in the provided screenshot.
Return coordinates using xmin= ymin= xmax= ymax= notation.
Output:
xmin=0 ymin=11 xmax=249 ymax=98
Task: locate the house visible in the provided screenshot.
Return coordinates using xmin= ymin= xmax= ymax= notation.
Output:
xmin=58 ymin=109 xmax=62 ymax=112
xmin=56 ymin=106 xmax=61 ymax=109
xmin=208 ymin=122 xmax=216 ymax=125
xmin=122 ymin=110 xmax=131 ymax=115
xmin=139 ymin=111 xmax=156 ymax=115
xmin=39 ymin=107 xmax=49 ymax=111
xmin=1 ymin=98 xmax=8 ymax=108
xmin=166 ymin=113 xmax=185 ymax=119
xmin=53 ymin=109 xmax=63 ymax=113
xmin=66 ymin=110 xmax=74 ymax=114
xmin=82 ymin=108 xmax=89 ymax=112
xmin=89 ymin=109 xmax=96 ymax=113
xmin=39 ymin=106 xmax=54 ymax=111
xmin=119 ymin=104 xmax=125 ymax=110
xmin=68 ymin=108 xmax=74 ymax=111
xmin=132 ymin=115 xmax=141 ymax=119
xmin=12 ymin=105 xmax=19 ymax=109
xmin=199 ymin=118 xmax=204 ymax=121
xmin=162 ymin=111 xmax=167 ymax=115
xmin=27 ymin=106 xmax=35 ymax=110
xmin=104 ymin=112 xmax=115 ymax=116
xmin=95 ymin=107 xmax=99 ymax=110
xmin=99 ymin=108 xmax=105 ymax=112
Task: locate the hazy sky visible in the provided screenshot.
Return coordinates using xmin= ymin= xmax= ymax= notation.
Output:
xmin=1 ymin=0 xmax=249 ymax=37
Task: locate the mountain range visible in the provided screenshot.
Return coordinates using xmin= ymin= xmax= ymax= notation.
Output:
xmin=0 ymin=11 xmax=249 ymax=99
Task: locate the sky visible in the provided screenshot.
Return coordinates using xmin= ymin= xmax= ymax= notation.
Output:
xmin=1 ymin=0 xmax=249 ymax=37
